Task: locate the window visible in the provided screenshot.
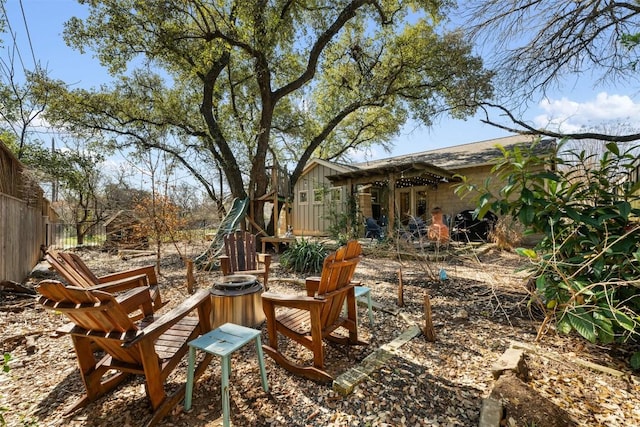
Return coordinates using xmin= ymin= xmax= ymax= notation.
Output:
xmin=330 ymin=187 xmax=341 ymax=203
xmin=313 ymin=188 xmax=323 ymax=204
xmin=299 ymin=190 xmax=308 ymax=204
xmin=371 ymin=188 xmax=379 ymax=204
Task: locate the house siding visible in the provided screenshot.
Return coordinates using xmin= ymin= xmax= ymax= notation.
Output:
xmin=292 ymin=162 xmax=347 ymax=236
xmin=298 ymin=136 xmax=556 ymax=236
xmin=429 ymin=164 xmax=498 ymax=219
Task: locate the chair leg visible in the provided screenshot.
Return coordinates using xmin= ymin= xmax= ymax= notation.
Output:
xmin=184 ymin=346 xmax=197 ymax=412
xmin=255 ymin=335 xmax=269 ymax=393
xmin=365 ymin=292 xmax=374 ymax=327
xmin=221 ymin=355 xmax=231 ymax=427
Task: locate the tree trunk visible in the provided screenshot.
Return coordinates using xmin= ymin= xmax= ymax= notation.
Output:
xmin=76 ymin=224 xmax=85 ymax=245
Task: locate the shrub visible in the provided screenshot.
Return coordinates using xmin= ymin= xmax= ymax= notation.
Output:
xmin=457 ymin=139 xmax=640 ymax=367
xmin=279 ymin=239 xmax=328 ymax=274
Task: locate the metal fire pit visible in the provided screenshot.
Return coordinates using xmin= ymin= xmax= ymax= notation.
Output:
xmin=210 ymin=274 xmax=265 ymax=328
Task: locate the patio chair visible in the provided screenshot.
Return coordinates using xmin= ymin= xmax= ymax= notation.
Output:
xmin=45 ymin=249 xmax=163 ymax=311
xmin=35 ymin=280 xmax=213 ymax=427
xmin=261 ymin=240 xmax=367 ymax=382
xmin=219 ymin=231 xmax=271 ymax=290
xmin=364 ymin=217 xmax=382 ymax=240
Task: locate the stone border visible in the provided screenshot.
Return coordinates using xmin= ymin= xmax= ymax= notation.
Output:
xmin=332 ymin=325 xmax=422 ymax=395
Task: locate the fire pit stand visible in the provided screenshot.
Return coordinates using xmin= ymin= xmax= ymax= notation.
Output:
xmin=210 ymin=274 xmax=265 ymax=329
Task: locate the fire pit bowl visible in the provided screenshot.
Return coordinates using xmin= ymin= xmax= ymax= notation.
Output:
xmin=210 ymin=274 xmax=265 ymax=328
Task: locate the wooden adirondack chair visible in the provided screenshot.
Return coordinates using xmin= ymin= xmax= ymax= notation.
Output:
xmin=261 ymin=240 xmax=366 ymax=382
xmin=45 ymin=249 xmax=163 ymax=311
xmin=35 ymin=280 xmax=213 ymax=427
xmin=219 ymin=231 xmax=271 ymax=289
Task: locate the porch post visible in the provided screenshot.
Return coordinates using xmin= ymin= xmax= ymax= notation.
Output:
xmin=388 ymin=173 xmax=396 ymax=230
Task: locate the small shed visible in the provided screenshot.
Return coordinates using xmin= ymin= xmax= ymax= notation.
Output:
xmin=290 ymin=159 xmax=355 ymax=236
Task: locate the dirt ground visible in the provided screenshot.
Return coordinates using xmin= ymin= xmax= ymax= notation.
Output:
xmin=1 ymin=240 xmax=639 ymax=426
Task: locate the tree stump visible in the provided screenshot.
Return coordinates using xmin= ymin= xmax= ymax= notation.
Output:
xmin=423 ymin=293 xmax=436 ymax=341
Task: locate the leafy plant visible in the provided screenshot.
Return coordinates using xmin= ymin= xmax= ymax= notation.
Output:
xmin=457 ymin=139 xmax=640 ymax=366
xmin=279 ymin=239 xmax=328 ymax=274
xmin=326 ymin=193 xmax=360 ymax=246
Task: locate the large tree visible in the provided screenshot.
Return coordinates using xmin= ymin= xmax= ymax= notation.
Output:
xmin=460 ymin=0 xmax=640 ymax=142
xmin=42 ymin=0 xmax=493 ymax=232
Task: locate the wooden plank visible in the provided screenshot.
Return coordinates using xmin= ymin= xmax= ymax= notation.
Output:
xmin=261 ymin=237 xmax=295 ymax=253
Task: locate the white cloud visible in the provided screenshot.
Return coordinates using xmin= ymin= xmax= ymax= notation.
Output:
xmin=534 ymin=92 xmax=640 ymax=133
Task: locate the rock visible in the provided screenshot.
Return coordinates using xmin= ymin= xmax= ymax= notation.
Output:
xmin=491 ymin=347 xmax=529 ymax=380
xmin=453 ymin=309 xmax=469 ymax=321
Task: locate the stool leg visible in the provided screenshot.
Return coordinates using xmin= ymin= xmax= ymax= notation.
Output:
xmin=366 ymin=292 xmax=374 ymax=327
xmin=184 ymin=346 xmax=196 ymax=412
xmin=221 ymin=355 xmax=231 ymax=427
xmin=254 ymin=336 xmax=269 ymax=392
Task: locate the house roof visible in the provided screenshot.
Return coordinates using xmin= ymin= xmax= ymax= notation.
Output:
xmin=300 ymin=157 xmax=355 ymax=176
xmin=327 ymin=135 xmax=556 ymax=186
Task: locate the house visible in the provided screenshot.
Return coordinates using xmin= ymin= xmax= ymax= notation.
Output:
xmin=290 ymin=135 xmax=556 ymax=236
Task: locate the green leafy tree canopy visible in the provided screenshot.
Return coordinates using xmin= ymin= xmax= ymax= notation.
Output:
xmin=41 ymin=0 xmax=493 ymax=232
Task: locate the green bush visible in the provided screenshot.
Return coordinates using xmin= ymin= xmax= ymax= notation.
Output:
xmin=457 ymin=140 xmax=640 ymax=367
xmin=279 ymin=239 xmax=328 ymax=274
xmin=326 ymin=193 xmax=360 ymax=245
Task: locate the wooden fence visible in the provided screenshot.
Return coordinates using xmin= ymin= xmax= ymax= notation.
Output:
xmin=0 ymin=192 xmax=49 ymax=283
xmin=0 ymin=141 xmax=55 ymax=283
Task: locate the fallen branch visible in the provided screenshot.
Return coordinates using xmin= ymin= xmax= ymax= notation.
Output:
xmin=0 ymin=280 xmax=35 ymax=295
xmin=0 ymin=299 xmax=36 ymax=312
xmin=510 ymin=341 xmax=627 ymax=377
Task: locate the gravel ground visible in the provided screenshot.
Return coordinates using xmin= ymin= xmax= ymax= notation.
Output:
xmin=1 ymin=241 xmax=639 ymax=426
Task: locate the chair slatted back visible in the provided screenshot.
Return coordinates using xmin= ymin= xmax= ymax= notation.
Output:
xmin=36 ymin=281 xmax=142 ymax=364
xmin=316 ymin=240 xmax=362 ymax=327
xmin=223 ymin=231 xmax=258 ymax=272
xmin=60 ymin=252 xmax=102 ymax=284
xmin=45 ymin=250 xmax=97 ymax=288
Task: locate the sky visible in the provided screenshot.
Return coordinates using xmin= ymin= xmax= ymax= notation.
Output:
xmin=3 ymin=0 xmax=640 ymax=164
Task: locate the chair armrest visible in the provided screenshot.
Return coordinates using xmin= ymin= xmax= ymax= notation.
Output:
xmin=89 ymin=274 xmax=149 ymax=293
xmin=261 ymin=292 xmax=326 ymax=310
xmin=98 ymin=265 xmax=158 ymax=286
xmin=304 ymin=277 xmax=321 ymax=296
xmin=258 ymin=253 xmax=271 ymax=268
xmin=116 ymin=287 xmax=154 ymax=317
xmin=219 ymin=255 xmax=232 ymax=275
xmin=125 ymin=289 xmax=211 ymax=346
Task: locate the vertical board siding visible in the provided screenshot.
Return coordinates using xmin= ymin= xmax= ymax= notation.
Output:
xmin=1 ymin=193 xmax=46 ymax=283
xmin=292 ymin=163 xmax=346 ymax=236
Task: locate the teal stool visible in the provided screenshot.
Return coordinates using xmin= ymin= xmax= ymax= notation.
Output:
xmin=184 ymin=323 xmax=269 ymax=427
xmin=343 ymin=286 xmax=374 ymax=327
xmin=354 ymin=286 xmax=374 ymax=327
